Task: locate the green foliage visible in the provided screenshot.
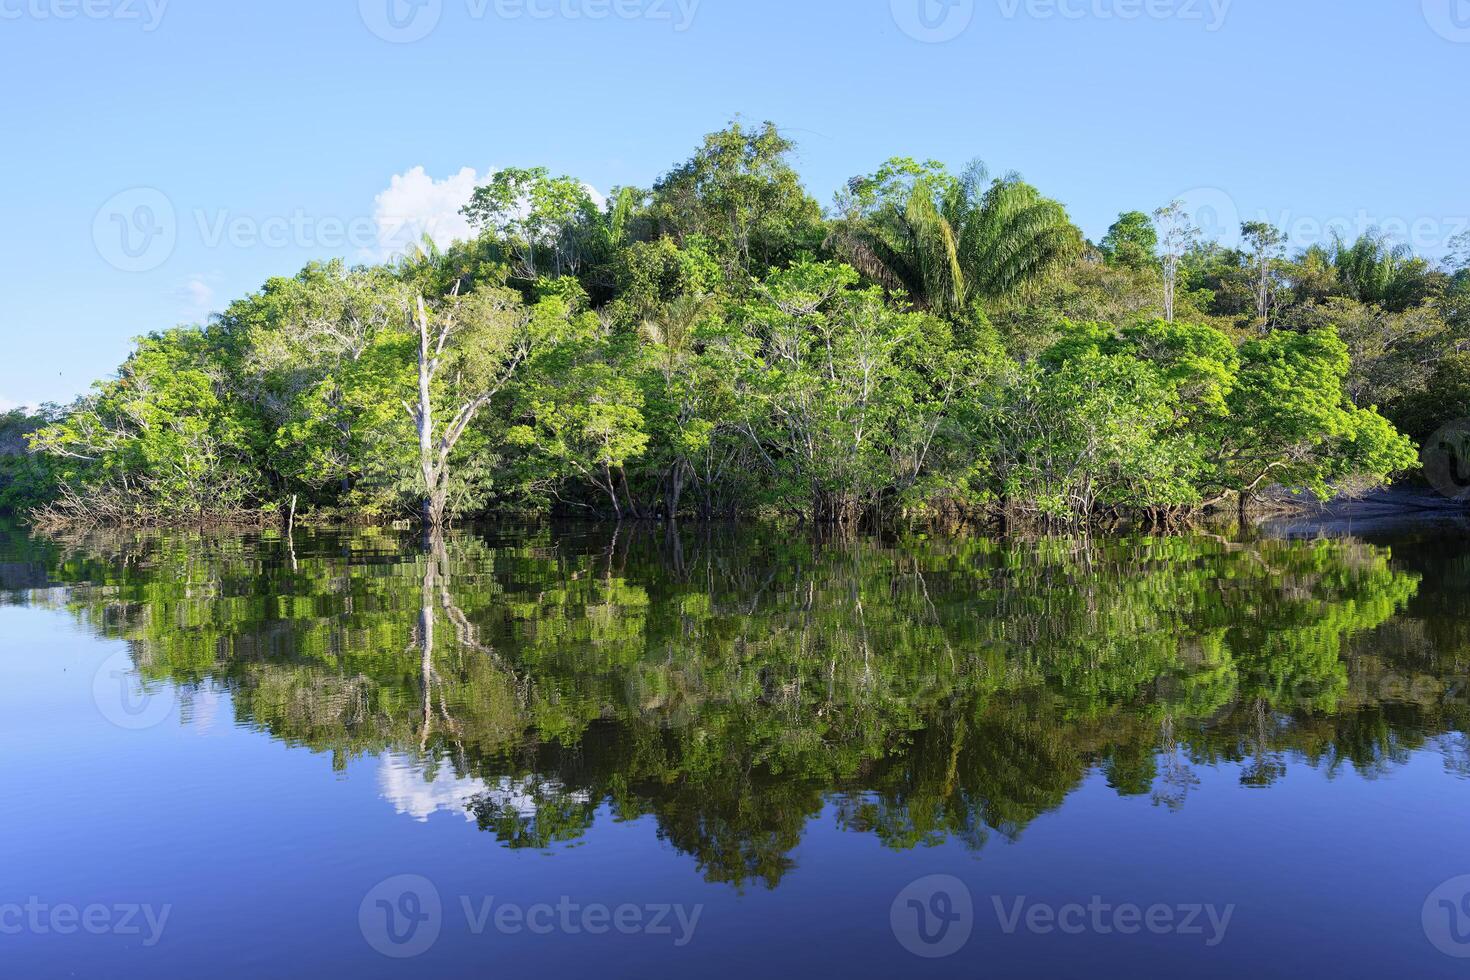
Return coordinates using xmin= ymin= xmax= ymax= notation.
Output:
xmin=461 ymin=166 xmax=602 ymax=279
xmin=507 ymin=297 xmax=650 ymax=515
xmin=1326 ymin=232 xmax=1442 ymax=312
xmin=32 ymin=328 xmax=266 ymax=521
xmin=25 ymin=124 xmax=1439 ymax=526
xmin=831 ymin=158 xmax=1083 ymax=316
xmin=224 ymin=261 xmax=416 ymax=510
xmin=1099 ymin=211 xmax=1159 ymax=271
xmin=1392 ymin=352 xmax=1470 ymax=443
xmin=0 ymin=409 xmax=59 ymax=513
xmin=605 ymin=236 xmax=721 ymax=327
xmin=735 ymin=261 xmax=975 ymax=519
xmin=1208 ymin=327 xmax=1418 ymax=500
xmin=650 ymin=120 xmax=823 ymax=277
xmin=988 ymin=334 xmax=1199 ymax=515
xmin=1278 ymin=296 xmax=1451 ymax=409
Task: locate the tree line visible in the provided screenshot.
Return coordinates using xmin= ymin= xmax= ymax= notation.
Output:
xmin=7 ymin=120 xmax=1469 ymax=527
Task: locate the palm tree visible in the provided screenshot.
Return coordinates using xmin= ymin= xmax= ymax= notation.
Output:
xmin=638 ymin=293 xmax=718 ymax=519
xmin=1333 ymin=232 xmax=1440 ymax=312
xmin=638 ymin=293 xmax=713 ymax=380
xmin=828 ymin=159 xmax=1082 ymax=316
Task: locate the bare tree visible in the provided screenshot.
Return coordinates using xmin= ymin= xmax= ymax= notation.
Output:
xmin=1241 ymin=221 xmax=1287 ymax=333
xmin=405 ymin=285 xmax=529 ymax=527
xmin=1152 ymin=201 xmax=1198 ymax=323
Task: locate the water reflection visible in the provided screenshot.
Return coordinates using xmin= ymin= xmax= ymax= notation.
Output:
xmin=5 ymin=522 xmax=1468 ymax=889
xmin=378 ymin=754 xmax=487 ymax=824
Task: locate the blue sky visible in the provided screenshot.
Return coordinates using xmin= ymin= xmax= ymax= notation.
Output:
xmin=1 ymin=0 xmax=1466 ymax=409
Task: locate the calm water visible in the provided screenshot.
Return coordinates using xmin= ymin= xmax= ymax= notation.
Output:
xmin=3 ymin=519 xmax=1470 ymax=977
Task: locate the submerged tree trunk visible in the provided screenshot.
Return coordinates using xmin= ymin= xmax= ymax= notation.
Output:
xmin=665 ymin=461 xmax=688 ymax=522
xmin=419 ymin=535 xmax=436 ymax=752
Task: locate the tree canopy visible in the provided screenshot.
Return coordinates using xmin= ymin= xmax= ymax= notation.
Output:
xmin=10 ymin=120 xmax=1452 ymax=528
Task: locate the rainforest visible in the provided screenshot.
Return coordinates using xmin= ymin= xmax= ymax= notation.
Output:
xmin=5 ymin=121 xmax=1469 ymax=528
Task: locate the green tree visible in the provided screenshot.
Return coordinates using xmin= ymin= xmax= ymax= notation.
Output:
xmin=222 ymin=261 xmax=412 ymax=511
xmin=461 ymin=167 xmax=602 ymax=280
xmin=0 ymin=407 xmax=59 ymax=514
xmin=1392 ymin=352 xmax=1470 ymax=443
xmin=1100 ymin=211 xmax=1159 ymax=271
xmin=1278 ymin=297 xmax=1450 ymax=408
xmin=1204 ymin=326 xmax=1418 ymax=503
xmin=831 ymin=158 xmax=1082 ymax=315
xmin=650 ymin=120 xmax=823 ymax=277
xmin=507 ymin=296 xmax=650 ymax=517
xmin=1328 ymin=232 xmax=1441 ymax=312
xmin=31 ymin=328 xmax=265 ymax=522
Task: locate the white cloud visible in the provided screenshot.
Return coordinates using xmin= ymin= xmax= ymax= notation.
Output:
xmin=371 ymin=166 xmax=487 ymax=261
xmin=0 ymin=398 xmax=17 ymax=414
xmin=377 ymin=752 xmax=487 ymax=823
xmin=369 ymin=166 xmax=606 ymax=262
xmin=179 ymin=275 xmax=216 ymax=319
xmin=376 ymin=753 xmax=590 ymax=824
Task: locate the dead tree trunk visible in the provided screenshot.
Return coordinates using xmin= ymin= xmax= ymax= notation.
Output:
xmin=405 ymin=291 xmax=526 ymax=528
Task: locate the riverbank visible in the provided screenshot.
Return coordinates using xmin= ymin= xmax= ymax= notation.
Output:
xmin=1259 ymin=485 xmax=1470 ymax=537
xmin=13 ymin=485 xmax=1467 ymax=536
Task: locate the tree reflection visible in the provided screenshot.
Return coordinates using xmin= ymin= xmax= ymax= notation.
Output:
xmin=8 ymin=521 xmax=1465 ymax=888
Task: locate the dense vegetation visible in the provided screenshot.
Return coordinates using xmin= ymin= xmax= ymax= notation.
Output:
xmin=14 ymin=121 xmax=1470 ymax=527
xmin=8 ymin=523 xmax=1465 ymax=887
